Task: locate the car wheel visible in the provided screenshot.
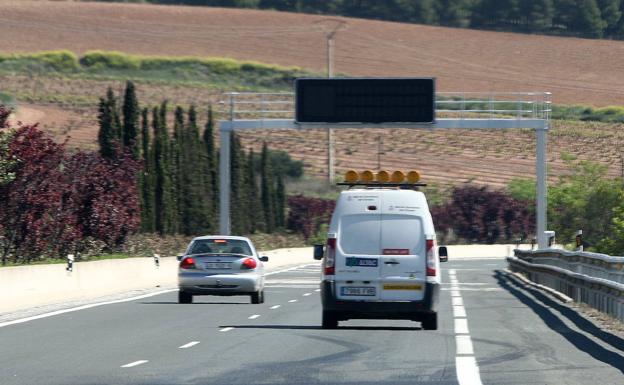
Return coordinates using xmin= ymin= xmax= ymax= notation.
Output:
xmin=422 ymin=312 xmax=438 ymax=330
xmin=251 ymin=291 xmax=261 ymax=304
xmin=259 ymin=290 xmax=265 ymax=304
xmin=322 ymin=310 xmax=338 ymax=329
xmin=178 ymin=291 xmax=193 ymax=304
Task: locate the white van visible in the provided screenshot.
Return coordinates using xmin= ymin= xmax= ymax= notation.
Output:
xmin=314 ymin=187 xmax=446 ymax=330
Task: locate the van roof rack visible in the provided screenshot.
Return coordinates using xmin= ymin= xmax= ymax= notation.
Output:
xmin=337 ymin=182 xmax=427 ymax=189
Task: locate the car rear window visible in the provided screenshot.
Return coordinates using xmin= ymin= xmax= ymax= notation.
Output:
xmin=189 ymin=239 xmax=252 ymax=256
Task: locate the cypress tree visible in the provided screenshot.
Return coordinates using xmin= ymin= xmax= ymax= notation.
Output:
xmin=122 ymin=81 xmax=140 ymax=159
xmin=275 ymin=173 xmax=286 ymax=229
xmin=139 ymin=107 xmax=155 ymax=232
xmin=203 ymin=105 xmax=218 ymax=227
xmin=246 ymin=148 xmax=259 ymax=234
xmin=230 ymin=132 xmax=244 ymax=235
xmin=153 ymin=105 xmax=166 ymax=235
xmin=260 ymin=142 xmax=275 ymax=233
xmin=170 ymin=106 xmax=184 ymax=233
xmin=97 ymin=94 xmax=115 ymax=159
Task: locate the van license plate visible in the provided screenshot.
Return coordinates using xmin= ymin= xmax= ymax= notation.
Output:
xmin=341 ymin=287 xmax=376 ymax=296
xmin=205 ymin=262 xmax=231 ymax=269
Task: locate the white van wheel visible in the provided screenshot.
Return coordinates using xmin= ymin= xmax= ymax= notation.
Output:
xmin=322 ymin=310 xmax=338 ymax=329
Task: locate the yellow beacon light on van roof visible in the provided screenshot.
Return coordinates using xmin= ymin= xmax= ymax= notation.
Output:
xmin=341 ymin=169 xmax=425 ymax=187
xmin=391 ymin=171 xmax=405 ymax=183
xmin=360 ymin=170 xmax=375 ymax=182
xmin=406 ymin=170 xmax=421 ymax=183
xmin=376 ymin=170 xmax=390 ymax=183
xmin=344 ymin=170 xmax=359 ymax=183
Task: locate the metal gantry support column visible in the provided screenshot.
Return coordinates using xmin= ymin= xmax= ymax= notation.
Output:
xmin=536 ymin=124 xmax=548 ymax=249
xmin=218 ymin=124 xmax=231 ymax=235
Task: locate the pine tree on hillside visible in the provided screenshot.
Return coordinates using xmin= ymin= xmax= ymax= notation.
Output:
xmin=122 ymin=81 xmax=140 ymax=159
xmin=139 ymin=107 xmax=155 ymax=233
xmin=260 ymin=142 xmax=275 ymax=233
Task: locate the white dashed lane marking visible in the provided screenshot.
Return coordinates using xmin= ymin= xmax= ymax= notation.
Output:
xmin=179 ymin=341 xmax=200 ymax=349
xmin=288 ymin=300 xmax=298 ymax=303
xmin=270 ymin=305 xmax=281 ymax=310
xmin=121 ymin=360 xmax=148 ymax=368
xmin=303 ymin=293 xmax=312 ymax=296
xmin=248 ymin=314 xmax=260 ymax=320
xmin=219 ymin=327 xmax=234 ymax=332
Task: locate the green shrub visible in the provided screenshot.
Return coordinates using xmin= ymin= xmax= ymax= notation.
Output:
xmin=31 ymin=50 xmax=80 ymax=71
xmin=80 ymin=50 xmax=140 ymax=70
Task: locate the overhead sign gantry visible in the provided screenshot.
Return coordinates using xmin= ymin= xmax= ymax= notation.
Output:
xmin=218 ymin=78 xmax=551 ymax=248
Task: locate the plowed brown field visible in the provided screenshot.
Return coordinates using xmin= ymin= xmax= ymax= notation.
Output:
xmin=1 ymin=0 xmax=624 ymax=105
xmin=2 ymin=1 xmax=624 ymax=187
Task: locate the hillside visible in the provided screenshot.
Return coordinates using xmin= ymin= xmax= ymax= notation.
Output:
xmin=1 ymin=1 xmax=624 ymax=106
xmin=2 ymin=1 xmax=624 ymax=188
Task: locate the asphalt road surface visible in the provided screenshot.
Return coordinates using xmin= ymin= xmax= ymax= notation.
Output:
xmin=1 ymin=259 xmax=623 ymax=385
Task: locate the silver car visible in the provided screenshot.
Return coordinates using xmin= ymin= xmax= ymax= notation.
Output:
xmin=177 ymin=236 xmax=269 ymax=304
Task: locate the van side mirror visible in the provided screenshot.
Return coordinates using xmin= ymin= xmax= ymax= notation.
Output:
xmin=438 ymin=246 xmax=448 ymax=262
xmin=260 ymin=256 xmax=269 ymax=262
xmin=313 ymin=244 xmax=325 ymax=260
xmin=176 ymin=255 xmax=184 ymax=261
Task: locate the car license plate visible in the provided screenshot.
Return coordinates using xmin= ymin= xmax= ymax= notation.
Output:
xmin=341 ymin=286 xmax=376 ymax=296
xmin=205 ymin=262 xmax=231 ymax=269
xmin=383 ymin=284 xmax=422 ymax=290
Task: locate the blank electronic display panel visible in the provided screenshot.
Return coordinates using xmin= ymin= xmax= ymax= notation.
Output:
xmin=295 ymin=78 xmax=435 ymax=124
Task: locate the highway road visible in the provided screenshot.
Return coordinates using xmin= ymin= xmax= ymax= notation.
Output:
xmin=1 ymin=258 xmax=623 ymax=385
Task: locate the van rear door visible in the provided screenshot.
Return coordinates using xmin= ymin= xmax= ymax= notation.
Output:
xmin=334 ymin=192 xmax=382 ymax=301
xmin=379 ymin=191 xmax=426 ymax=301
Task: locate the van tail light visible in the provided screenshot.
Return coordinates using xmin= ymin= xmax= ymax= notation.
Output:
xmin=324 ymin=237 xmax=336 ymax=275
xmin=180 ymin=257 xmax=196 ymax=270
xmin=241 ymin=258 xmax=257 ymax=270
xmin=426 ymin=239 xmax=436 ymax=277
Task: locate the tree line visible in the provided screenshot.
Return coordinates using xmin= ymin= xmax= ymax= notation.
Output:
xmin=144 ymin=0 xmax=624 ymax=39
xmin=97 ymin=81 xmax=297 ymax=237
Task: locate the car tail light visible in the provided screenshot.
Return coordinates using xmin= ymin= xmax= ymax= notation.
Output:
xmin=426 ymin=239 xmax=436 ymax=277
xmin=241 ymin=258 xmax=257 ymax=270
xmin=180 ymin=257 xmax=196 ymax=270
xmin=324 ymin=237 xmax=336 ymax=275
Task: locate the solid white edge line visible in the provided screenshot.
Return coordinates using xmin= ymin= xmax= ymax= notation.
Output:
xmin=0 ymin=263 xmax=321 ymax=328
xmin=248 ymin=314 xmax=260 ymax=319
xmin=451 ymin=290 xmax=461 ymax=297
xmin=269 ymin=305 xmax=281 ymax=309
xmin=452 ymin=297 xmax=464 ymax=306
xmin=456 ymin=356 xmax=483 ymax=385
xmin=455 ymin=335 xmax=474 ymax=355
xmin=179 ymin=341 xmax=200 ymax=349
xmin=0 ymin=289 xmax=178 ymax=329
xmin=121 ymin=360 xmax=149 ymax=368
xmin=219 ymin=327 xmax=234 ymax=332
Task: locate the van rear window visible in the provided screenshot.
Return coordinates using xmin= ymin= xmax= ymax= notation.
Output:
xmin=381 ymin=215 xmax=424 ymax=254
xmin=340 ymin=214 xmax=381 ymax=255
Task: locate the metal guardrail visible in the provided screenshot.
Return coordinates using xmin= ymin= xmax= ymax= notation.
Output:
xmin=508 ymin=249 xmax=624 ymax=322
xmin=220 ymin=91 xmax=552 ymax=121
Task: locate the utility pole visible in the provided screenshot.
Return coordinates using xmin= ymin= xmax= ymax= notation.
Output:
xmin=315 ymin=18 xmax=348 ymax=185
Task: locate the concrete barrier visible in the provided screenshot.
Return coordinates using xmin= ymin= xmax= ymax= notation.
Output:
xmin=0 ymin=247 xmax=314 ymax=315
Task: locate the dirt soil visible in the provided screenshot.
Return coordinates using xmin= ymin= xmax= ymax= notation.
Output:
xmin=0 ymin=0 xmax=623 ymax=106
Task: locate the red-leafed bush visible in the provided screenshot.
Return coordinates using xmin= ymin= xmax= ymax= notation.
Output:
xmin=286 ymin=195 xmax=335 ymax=240
xmin=0 ymin=107 xmax=141 ymax=264
xmin=431 ymin=185 xmax=534 ymax=244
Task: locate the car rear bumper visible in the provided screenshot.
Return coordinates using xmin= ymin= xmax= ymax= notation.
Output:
xmin=179 ymin=272 xmax=263 ymax=295
xmin=320 ymin=280 xmax=439 ymax=321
